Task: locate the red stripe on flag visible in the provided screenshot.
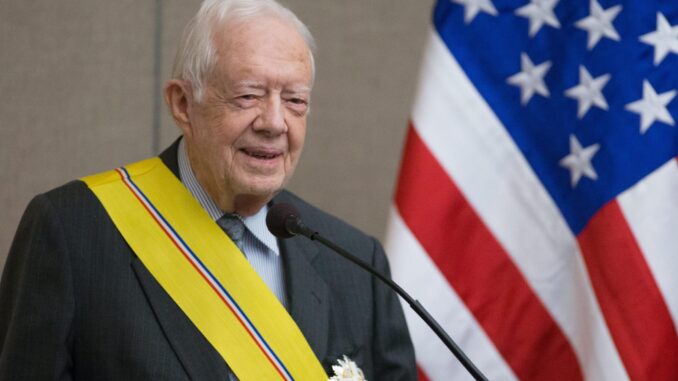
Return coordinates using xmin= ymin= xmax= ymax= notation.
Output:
xmin=417 ymin=366 xmax=430 ymax=381
xmin=395 ymin=124 xmax=583 ymax=381
xmin=578 ymin=200 xmax=678 ymax=381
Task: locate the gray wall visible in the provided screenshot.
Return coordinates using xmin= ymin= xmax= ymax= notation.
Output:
xmin=0 ymin=0 xmax=433 ymax=270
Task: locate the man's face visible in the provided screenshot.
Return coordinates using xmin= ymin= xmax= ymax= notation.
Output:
xmin=183 ymin=16 xmax=313 ymax=213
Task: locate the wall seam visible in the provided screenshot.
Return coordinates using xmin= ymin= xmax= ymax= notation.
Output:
xmin=152 ymin=0 xmax=163 ymax=154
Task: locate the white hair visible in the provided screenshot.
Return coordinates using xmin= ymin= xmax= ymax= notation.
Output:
xmin=171 ymin=0 xmax=316 ymax=102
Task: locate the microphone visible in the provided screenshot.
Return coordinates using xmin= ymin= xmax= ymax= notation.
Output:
xmin=266 ymin=203 xmax=488 ymax=381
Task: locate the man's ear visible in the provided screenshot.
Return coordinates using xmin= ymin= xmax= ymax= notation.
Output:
xmin=164 ymin=79 xmax=194 ymax=137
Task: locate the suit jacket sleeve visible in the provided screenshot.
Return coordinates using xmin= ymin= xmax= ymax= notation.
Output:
xmin=369 ymin=236 xmax=417 ymax=380
xmin=0 ymin=194 xmax=75 ymax=380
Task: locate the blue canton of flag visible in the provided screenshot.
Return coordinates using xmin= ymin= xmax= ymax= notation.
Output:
xmin=437 ymin=0 xmax=678 ymax=234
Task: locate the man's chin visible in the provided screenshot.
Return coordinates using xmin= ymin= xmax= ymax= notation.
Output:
xmin=239 ymin=172 xmax=289 ymax=194
xmin=245 ymin=179 xmax=285 ymax=195
xmin=226 ymin=170 xmax=291 ymax=208
xmin=232 ymin=190 xmax=279 ymax=216
xmin=230 ymin=179 xmax=284 ymax=210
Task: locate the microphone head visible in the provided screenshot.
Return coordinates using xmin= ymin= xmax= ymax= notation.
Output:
xmin=266 ymin=203 xmax=300 ymax=239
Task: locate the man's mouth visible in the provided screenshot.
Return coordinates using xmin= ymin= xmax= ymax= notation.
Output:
xmin=240 ymin=148 xmax=283 ymax=160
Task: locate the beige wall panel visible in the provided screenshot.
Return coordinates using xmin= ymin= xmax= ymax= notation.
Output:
xmin=158 ymin=0 xmax=200 ymax=148
xmin=0 ymin=1 xmax=156 ymax=268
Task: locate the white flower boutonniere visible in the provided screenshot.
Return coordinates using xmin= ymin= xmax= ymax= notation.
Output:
xmin=328 ymin=355 xmax=367 ymax=381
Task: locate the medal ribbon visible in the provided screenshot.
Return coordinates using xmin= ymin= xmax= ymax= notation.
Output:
xmin=82 ymin=157 xmax=327 ymax=381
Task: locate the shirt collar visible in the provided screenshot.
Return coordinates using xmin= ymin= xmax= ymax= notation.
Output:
xmin=177 ymin=139 xmax=280 ymax=255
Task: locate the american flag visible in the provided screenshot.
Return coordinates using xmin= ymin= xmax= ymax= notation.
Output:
xmin=385 ymin=1 xmax=678 ymax=380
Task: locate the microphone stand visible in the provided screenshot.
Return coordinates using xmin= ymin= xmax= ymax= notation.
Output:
xmin=289 ymin=222 xmax=489 ymax=381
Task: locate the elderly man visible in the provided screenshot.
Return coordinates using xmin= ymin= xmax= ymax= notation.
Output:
xmin=0 ymin=0 xmax=416 ymax=380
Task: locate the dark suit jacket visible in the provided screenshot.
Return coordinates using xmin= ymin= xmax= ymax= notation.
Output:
xmin=0 ymin=141 xmax=416 ymax=380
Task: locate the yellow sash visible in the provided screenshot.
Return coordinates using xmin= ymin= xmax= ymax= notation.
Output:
xmin=82 ymin=157 xmax=327 ymax=381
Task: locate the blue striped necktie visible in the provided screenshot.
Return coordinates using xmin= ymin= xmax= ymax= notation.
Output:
xmin=217 ymin=214 xmax=246 ymax=254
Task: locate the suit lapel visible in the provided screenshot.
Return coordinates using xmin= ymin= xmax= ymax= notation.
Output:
xmin=159 ymin=138 xmax=181 ymax=177
xmin=281 ymin=229 xmax=331 ymax=365
xmin=132 ymin=257 xmax=231 ymax=381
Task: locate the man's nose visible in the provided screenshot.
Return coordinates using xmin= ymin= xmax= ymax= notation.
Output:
xmin=254 ymin=96 xmax=286 ymax=135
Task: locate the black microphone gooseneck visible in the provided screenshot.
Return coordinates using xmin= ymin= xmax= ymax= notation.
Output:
xmin=266 ymin=203 xmax=488 ymax=381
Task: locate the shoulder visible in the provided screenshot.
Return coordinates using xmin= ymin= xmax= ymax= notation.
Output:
xmin=32 ymin=142 xmax=180 ymax=216
xmin=26 ymin=180 xmax=102 ymax=220
xmin=19 ymin=179 xmax=123 ymax=262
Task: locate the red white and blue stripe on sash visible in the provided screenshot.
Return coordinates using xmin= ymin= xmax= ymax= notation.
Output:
xmin=115 ymin=166 xmax=294 ymax=381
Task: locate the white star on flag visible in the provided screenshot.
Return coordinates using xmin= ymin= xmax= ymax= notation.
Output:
xmin=515 ymin=0 xmax=561 ymax=38
xmin=559 ymin=134 xmax=600 ymax=188
xmin=625 ymin=80 xmax=676 ymax=134
xmin=451 ymin=0 xmax=498 ymax=24
xmin=507 ymin=53 xmax=552 ymax=105
xmin=565 ymin=66 xmax=611 ymax=119
xmin=575 ymin=0 xmax=622 ymax=50
xmin=639 ymin=12 xmax=678 ymax=66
